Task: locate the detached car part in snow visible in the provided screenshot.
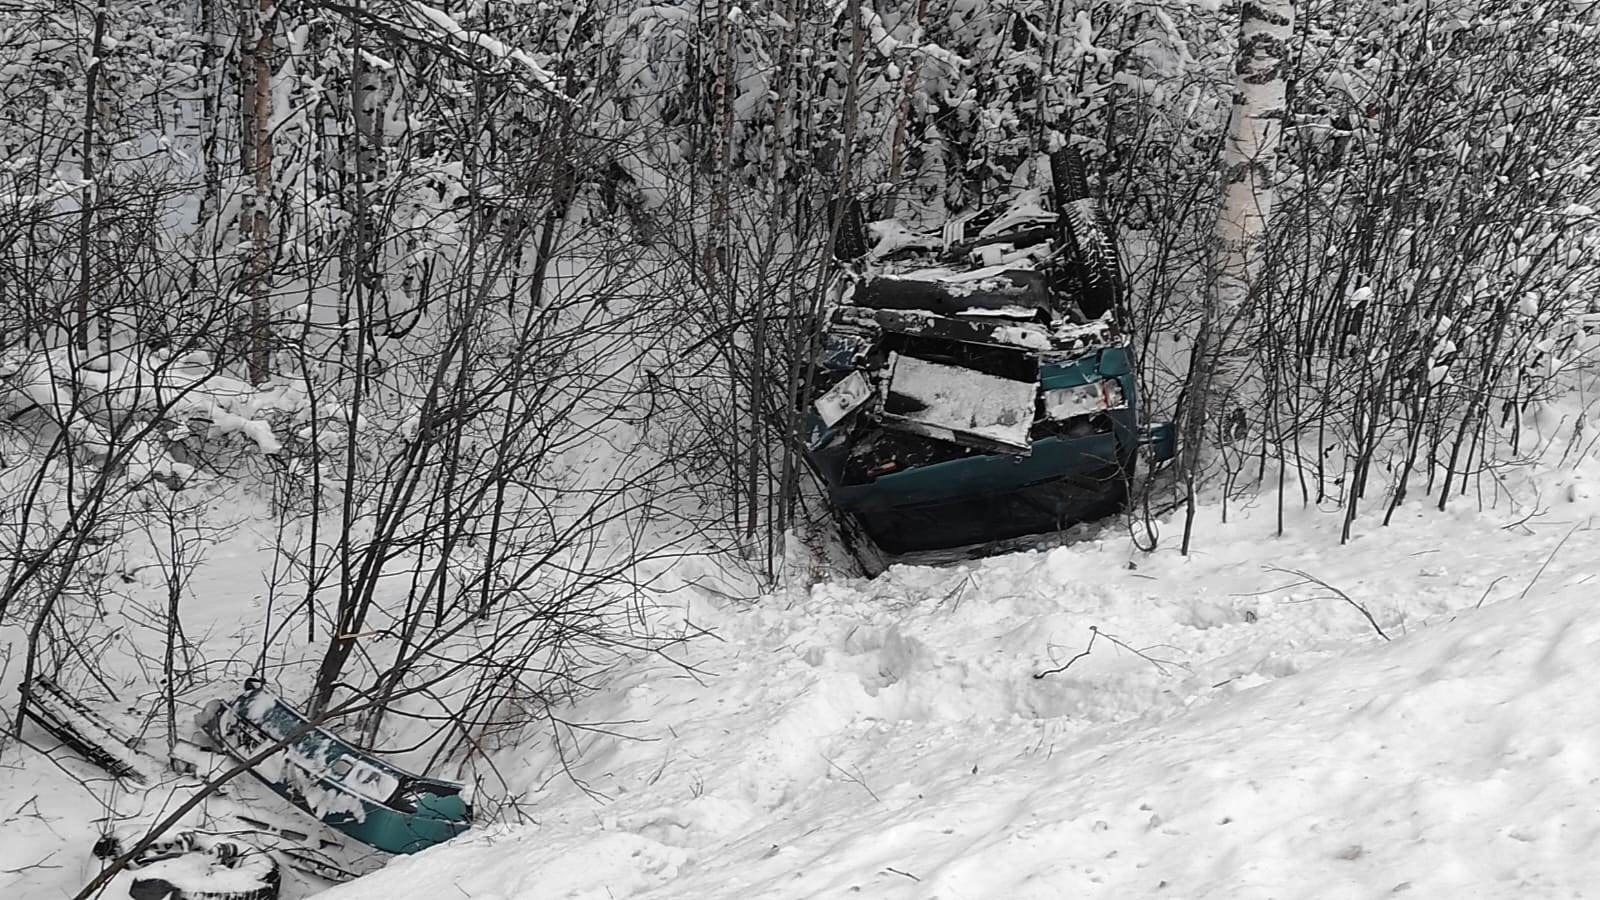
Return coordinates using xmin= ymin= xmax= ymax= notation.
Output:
xmin=204 ymin=679 xmax=473 ymax=855
xmin=804 ymin=147 xmax=1175 ymax=556
xmin=22 ymin=673 xmax=152 ymax=782
xmin=120 ymin=832 xmax=282 ymax=900
xmin=20 ymin=675 xmax=378 ymax=891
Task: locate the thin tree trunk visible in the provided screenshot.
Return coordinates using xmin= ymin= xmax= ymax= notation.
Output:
xmin=886 ymin=0 xmax=928 ymax=216
xmin=710 ymin=0 xmax=743 ymax=538
xmin=1034 ymin=0 xmax=1066 ymax=154
xmin=838 ymin=0 xmax=864 ymax=202
xmin=711 ymin=0 xmax=734 ymax=256
xmin=163 ymin=531 xmax=183 ymax=754
xmin=247 ymin=0 xmax=274 ymax=383
xmin=75 ymin=0 xmax=108 ymax=352
xmin=312 ymin=0 xmax=371 ymax=717
xmin=772 ymin=0 xmax=804 ymax=533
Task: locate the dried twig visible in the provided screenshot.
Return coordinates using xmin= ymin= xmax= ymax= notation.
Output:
xmin=935 ymin=574 xmax=975 ymax=615
xmin=1033 ymin=626 xmax=1101 ymax=678
xmin=1475 ymin=575 xmax=1509 ymax=610
xmin=1095 ymin=629 xmax=1188 ymax=676
xmin=1265 ymin=566 xmax=1388 ymax=641
xmin=1 ymin=851 xmax=60 ymax=874
xmin=819 ymin=754 xmax=879 ymax=802
xmin=1034 ymin=625 xmax=1187 ymax=679
xmin=1518 ymin=520 xmax=1588 ymax=602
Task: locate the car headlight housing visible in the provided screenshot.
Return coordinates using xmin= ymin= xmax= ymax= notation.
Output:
xmin=1042 ymin=379 xmax=1125 ymax=420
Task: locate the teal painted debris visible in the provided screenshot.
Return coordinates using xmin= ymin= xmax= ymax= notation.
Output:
xmin=206 ymin=679 xmax=473 ymax=855
xmin=805 ymin=145 xmax=1176 ymax=560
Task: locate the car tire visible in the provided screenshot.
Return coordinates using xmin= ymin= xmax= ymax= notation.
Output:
xmin=833 ymin=196 xmax=871 ymax=262
xmin=1049 ymin=147 xmax=1123 ymax=321
xmin=126 ymin=834 xmax=281 ymax=900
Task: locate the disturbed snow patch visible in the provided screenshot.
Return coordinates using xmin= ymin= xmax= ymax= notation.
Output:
xmin=317 ymin=501 xmax=1600 ymax=899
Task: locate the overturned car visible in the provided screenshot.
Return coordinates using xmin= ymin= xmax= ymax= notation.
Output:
xmin=804 ymin=148 xmax=1174 ymax=559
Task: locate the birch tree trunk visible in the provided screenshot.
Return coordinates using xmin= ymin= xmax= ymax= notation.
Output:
xmin=1179 ymin=0 xmax=1293 ymax=477
xmin=196 ymin=0 xmax=220 ymax=244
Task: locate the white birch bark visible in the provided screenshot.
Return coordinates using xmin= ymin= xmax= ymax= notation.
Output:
xmin=1214 ymin=0 xmax=1293 ymax=320
xmin=1182 ymin=0 xmax=1293 ymax=470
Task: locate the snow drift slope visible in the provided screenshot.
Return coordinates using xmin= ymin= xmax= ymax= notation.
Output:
xmin=319 ymin=501 xmax=1600 ymax=899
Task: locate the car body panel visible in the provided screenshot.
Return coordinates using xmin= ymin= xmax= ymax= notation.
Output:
xmin=208 ymin=680 xmax=472 ymax=855
xmin=803 ymin=173 xmax=1172 ymax=557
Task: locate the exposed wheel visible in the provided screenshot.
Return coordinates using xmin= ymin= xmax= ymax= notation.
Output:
xmin=1048 ymin=146 xmax=1124 ymax=320
xmin=832 ymin=196 xmax=871 ymax=262
xmin=125 ymin=833 xmax=281 ymax=900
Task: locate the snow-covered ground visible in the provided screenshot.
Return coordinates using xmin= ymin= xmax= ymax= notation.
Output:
xmin=7 ymin=403 xmax=1600 ymax=899
xmin=301 ymin=474 xmax=1600 ymax=899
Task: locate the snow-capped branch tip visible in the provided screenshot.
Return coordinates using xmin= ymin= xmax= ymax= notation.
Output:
xmin=313 ymin=0 xmax=574 ymax=102
xmin=401 ymin=0 xmax=572 ymax=102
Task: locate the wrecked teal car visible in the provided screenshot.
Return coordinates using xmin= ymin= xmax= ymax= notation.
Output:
xmin=206 ymin=679 xmax=472 ymax=855
xmin=805 ymin=148 xmax=1174 ymax=559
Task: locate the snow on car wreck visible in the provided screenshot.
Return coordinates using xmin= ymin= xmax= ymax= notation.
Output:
xmin=803 ymin=147 xmax=1175 ymax=559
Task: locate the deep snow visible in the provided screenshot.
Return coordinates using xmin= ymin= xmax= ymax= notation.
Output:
xmin=7 ymin=403 xmax=1600 ymax=899
xmin=302 ymin=488 xmax=1600 ymax=899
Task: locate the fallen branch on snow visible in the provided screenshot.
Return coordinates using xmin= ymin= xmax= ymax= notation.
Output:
xmin=1033 ymin=625 xmax=1188 ymax=679
xmin=1265 ymin=565 xmax=1389 ymax=641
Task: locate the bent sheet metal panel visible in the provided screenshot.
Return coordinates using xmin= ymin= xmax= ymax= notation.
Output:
xmin=835 ymin=429 xmax=1127 ymax=510
xmin=879 ymin=353 xmax=1037 ymax=452
xmin=213 ymin=682 xmax=471 ymax=854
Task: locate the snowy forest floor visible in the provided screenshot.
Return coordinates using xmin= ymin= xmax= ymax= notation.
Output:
xmin=301 ymin=463 xmax=1600 ymax=898
xmin=7 ymin=451 xmax=1600 ymax=898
